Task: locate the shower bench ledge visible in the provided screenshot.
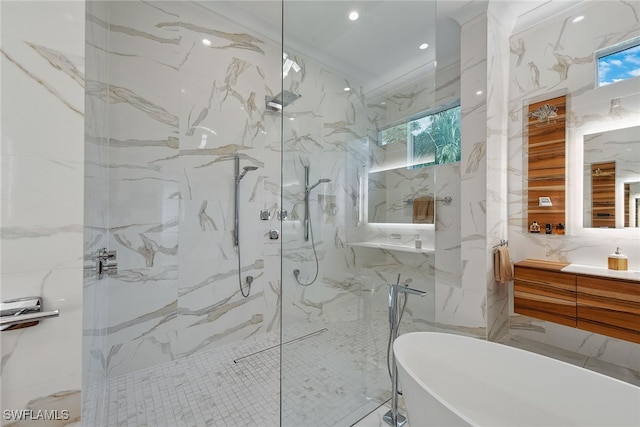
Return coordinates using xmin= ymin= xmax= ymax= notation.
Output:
xmin=349 ymin=242 xmax=434 ymax=254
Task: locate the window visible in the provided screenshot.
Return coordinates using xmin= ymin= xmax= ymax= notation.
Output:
xmin=596 ymin=37 xmax=640 ymax=87
xmin=378 ymin=102 xmax=461 ymax=168
xmin=409 ymin=104 xmax=461 ymax=167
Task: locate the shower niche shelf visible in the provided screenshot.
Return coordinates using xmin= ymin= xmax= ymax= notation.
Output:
xmin=349 ymin=242 xmax=434 ymax=254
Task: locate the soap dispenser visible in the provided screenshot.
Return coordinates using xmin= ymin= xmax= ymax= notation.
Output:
xmin=607 ymin=247 xmax=628 ymax=271
xmin=414 ymin=234 xmax=422 ymax=249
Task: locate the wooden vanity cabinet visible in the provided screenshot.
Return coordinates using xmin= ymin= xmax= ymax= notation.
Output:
xmin=514 ymin=260 xmax=576 ymax=327
xmin=577 ymin=276 xmax=640 ymax=344
xmin=514 ymin=259 xmax=640 ymax=344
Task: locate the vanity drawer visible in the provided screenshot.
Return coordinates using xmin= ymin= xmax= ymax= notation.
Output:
xmin=514 ymin=266 xmax=576 ymax=301
xmin=514 ymin=264 xmax=577 ymax=327
xmin=577 ymin=276 xmax=640 ymax=344
xmin=514 ymin=291 xmax=577 ymax=327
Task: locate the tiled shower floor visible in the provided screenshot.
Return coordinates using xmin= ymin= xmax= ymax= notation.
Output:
xmin=97 ymin=319 xmax=390 ymax=427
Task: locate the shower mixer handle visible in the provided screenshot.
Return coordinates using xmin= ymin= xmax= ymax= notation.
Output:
xmin=390 ymin=284 xmax=428 ymax=297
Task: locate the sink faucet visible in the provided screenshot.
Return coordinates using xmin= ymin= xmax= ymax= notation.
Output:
xmin=384 ymin=274 xmax=428 ymax=427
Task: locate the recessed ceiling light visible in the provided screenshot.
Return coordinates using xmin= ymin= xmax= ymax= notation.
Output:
xmin=289 ymin=117 xmax=295 ymax=121
xmin=476 ymin=90 xmax=483 ymax=95
xmin=349 ymin=11 xmax=359 ymax=21
xmin=572 ymin=15 xmax=584 ymax=23
xmin=202 ymin=39 xmax=212 ymax=46
xmin=344 ymin=87 xmax=351 ymax=92
xmin=419 ymin=43 xmax=429 ymax=50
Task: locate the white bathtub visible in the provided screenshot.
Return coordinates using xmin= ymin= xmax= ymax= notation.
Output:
xmin=394 ymin=332 xmax=640 ymax=427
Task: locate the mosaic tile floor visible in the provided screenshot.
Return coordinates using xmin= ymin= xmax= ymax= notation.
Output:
xmin=96 ymin=317 xmax=391 ymax=427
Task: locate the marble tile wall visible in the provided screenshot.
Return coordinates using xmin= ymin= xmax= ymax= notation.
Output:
xmin=485 ymin=6 xmax=514 ymax=341
xmin=507 ymin=0 xmax=640 ymax=370
xmin=1 ymin=0 xmax=85 ymax=423
xmin=444 ymin=14 xmax=489 ymax=338
xmin=91 ymin=1 xmax=283 ymax=378
xmin=279 ymin=47 xmax=371 ymax=325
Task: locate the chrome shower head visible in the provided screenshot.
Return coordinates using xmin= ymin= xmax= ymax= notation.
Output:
xmin=237 ymin=166 xmax=258 ymax=182
xmin=307 ymin=178 xmax=331 ymax=192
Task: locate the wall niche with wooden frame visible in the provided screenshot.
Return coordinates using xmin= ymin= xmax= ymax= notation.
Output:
xmin=526 ymin=95 xmax=567 ymax=235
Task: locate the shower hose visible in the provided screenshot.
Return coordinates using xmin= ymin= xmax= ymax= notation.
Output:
xmin=293 ymin=211 xmax=321 ymax=287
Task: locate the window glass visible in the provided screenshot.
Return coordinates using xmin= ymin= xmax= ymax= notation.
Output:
xmin=597 ymin=39 xmax=640 ymax=87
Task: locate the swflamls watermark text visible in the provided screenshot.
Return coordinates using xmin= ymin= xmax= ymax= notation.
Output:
xmin=3 ymin=409 xmax=70 ymax=421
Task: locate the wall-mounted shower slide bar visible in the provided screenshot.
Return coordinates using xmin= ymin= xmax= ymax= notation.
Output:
xmin=304 ymin=166 xmax=330 ymax=242
xmin=0 ymin=297 xmax=59 ymax=331
xmin=234 ymin=157 xmax=258 ymax=247
xmin=234 ymin=156 xmax=257 ymax=297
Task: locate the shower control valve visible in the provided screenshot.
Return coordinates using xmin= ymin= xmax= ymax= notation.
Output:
xmin=269 ymin=230 xmax=279 ymax=240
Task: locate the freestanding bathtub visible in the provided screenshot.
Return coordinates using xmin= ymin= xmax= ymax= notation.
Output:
xmin=394 ymin=332 xmax=640 ymax=426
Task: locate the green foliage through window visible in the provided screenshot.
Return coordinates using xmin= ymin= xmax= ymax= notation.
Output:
xmin=411 ymin=105 xmax=461 ymax=167
xmin=378 ymin=103 xmax=461 ymax=168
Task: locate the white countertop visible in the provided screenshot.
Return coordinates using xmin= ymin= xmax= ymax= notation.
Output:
xmin=349 ymin=242 xmax=434 ymax=254
xmin=561 ymin=264 xmax=640 ymax=282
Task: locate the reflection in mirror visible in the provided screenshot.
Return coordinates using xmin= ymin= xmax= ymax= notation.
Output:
xmin=368 ymin=167 xmax=434 ymax=224
xmin=583 ymin=126 xmax=640 ymax=228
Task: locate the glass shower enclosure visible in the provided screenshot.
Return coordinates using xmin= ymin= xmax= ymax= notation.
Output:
xmin=83 ymin=1 xmax=437 ymax=425
xmin=280 ymin=2 xmax=437 ymax=425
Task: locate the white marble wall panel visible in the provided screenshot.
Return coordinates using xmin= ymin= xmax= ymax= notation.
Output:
xmin=175 ymin=2 xmax=281 ymax=359
xmin=1 ymin=0 xmax=84 ymax=422
xmin=507 ymin=0 xmax=640 ymax=367
xmin=453 ymin=14 xmax=489 ymax=335
xmin=102 ymin=1 xmax=180 ymax=377
xmin=485 ymin=6 xmax=514 ymax=341
xmin=93 ymin=0 xmax=283 ymax=376
xmin=434 ymin=162 xmax=461 ymax=290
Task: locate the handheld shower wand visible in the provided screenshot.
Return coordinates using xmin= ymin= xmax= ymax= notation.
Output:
xmin=234 ymin=156 xmax=257 ymax=297
xmin=294 ymin=166 xmax=331 ymax=287
xmin=236 ymin=165 xmax=258 ymax=183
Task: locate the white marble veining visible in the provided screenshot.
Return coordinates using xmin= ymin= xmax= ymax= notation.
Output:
xmin=1 ymin=0 xmax=84 ymax=420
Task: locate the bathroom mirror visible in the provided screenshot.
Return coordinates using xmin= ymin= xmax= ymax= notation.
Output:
xmin=583 ymin=126 xmax=640 ymax=228
xmin=367 ymin=166 xmax=434 ymax=224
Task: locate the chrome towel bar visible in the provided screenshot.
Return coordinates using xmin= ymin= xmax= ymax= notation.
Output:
xmin=0 ymin=310 xmax=60 ymax=327
xmin=0 ymin=297 xmax=60 ymax=331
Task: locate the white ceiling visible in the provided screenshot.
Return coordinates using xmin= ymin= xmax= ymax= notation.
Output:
xmin=200 ymin=0 xmax=585 ymax=95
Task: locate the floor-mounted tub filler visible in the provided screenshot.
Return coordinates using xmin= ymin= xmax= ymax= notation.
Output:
xmin=394 ymin=332 xmax=640 ymax=427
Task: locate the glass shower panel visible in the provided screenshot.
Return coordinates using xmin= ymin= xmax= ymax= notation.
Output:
xmin=281 ymin=2 xmax=437 ymax=425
